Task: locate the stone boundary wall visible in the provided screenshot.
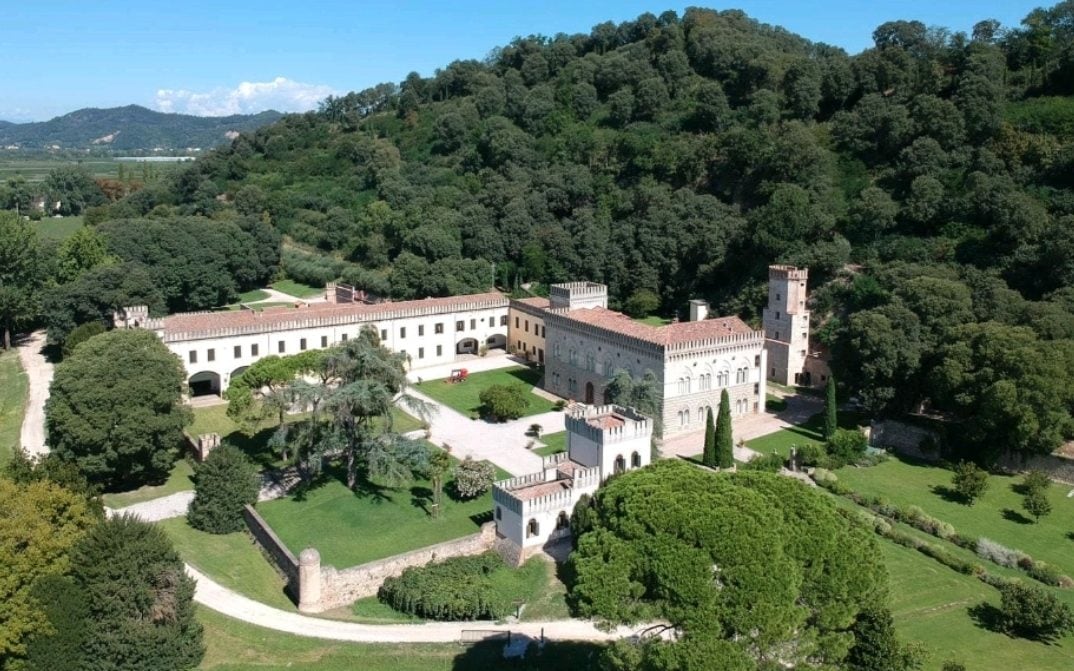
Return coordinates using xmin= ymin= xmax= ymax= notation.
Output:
xmin=996 ymin=453 xmax=1074 ymax=485
xmin=869 ymin=419 xmax=941 ymax=460
xmin=242 ymin=505 xmax=299 ymax=591
xmin=310 ymin=522 xmax=497 ymax=612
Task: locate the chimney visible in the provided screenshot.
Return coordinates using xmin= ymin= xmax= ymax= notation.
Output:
xmin=688 ymin=299 xmax=709 ymax=322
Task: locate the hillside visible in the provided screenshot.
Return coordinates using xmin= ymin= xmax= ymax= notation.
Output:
xmin=96 ymin=5 xmax=1074 ymax=460
xmin=0 ymin=105 xmax=283 ymax=150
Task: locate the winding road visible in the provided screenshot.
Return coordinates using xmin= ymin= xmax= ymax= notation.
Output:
xmin=16 ymin=330 xmax=52 ymax=458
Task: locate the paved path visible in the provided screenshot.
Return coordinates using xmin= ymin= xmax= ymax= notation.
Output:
xmin=186 ymin=564 xmax=638 ymax=643
xmin=16 ymin=330 xmax=52 ymax=457
xmin=245 ymin=287 xmax=329 ymax=306
xmin=111 ymin=491 xmax=194 ymax=521
xmin=660 ymin=394 xmax=823 ymax=461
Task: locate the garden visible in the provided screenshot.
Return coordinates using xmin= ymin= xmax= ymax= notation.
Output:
xmin=415 ymin=366 xmax=557 ymax=420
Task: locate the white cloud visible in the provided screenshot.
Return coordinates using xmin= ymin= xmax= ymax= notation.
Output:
xmin=154 ymin=77 xmax=337 ymax=116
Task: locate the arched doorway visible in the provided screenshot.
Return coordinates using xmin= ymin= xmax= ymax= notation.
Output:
xmin=585 ymin=382 xmax=595 ymax=404
xmin=631 ymin=451 xmax=641 ymax=468
xmin=485 ymin=333 xmax=506 ymax=350
xmin=527 ymin=518 xmax=540 ymax=538
xmin=456 ymin=337 xmax=479 ymax=355
xmin=614 ymin=454 xmax=626 ymax=474
xmin=556 ymin=511 xmax=569 ymax=529
xmin=188 ymin=371 xmax=221 ymax=397
xmin=230 ymin=365 xmax=249 ymax=387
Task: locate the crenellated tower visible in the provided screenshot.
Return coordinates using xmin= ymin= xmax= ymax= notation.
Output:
xmin=763 ymin=265 xmax=811 ymax=386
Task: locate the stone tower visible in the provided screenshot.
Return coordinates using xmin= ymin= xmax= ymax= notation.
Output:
xmin=762 ymin=265 xmax=810 ymax=386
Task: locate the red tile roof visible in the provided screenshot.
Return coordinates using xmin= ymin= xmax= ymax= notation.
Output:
xmin=588 ymin=415 xmax=625 ymax=430
xmin=162 ymin=292 xmax=507 ymax=337
xmin=508 ymin=479 xmax=572 ymax=501
xmin=513 ymin=296 xmax=551 ymax=309
xmin=558 ymin=307 xmax=754 ymax=346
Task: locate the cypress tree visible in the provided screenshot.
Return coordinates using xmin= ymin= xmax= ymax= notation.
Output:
xmin=702 ymin=406 xmax=717 ymax=468
xmin=824 ymin=376 xmax=838 ymax=439
xmin=716 ymin=389 xmax=734 ymax=469
xmin=187 ymin=444 xmax=260 ymax=534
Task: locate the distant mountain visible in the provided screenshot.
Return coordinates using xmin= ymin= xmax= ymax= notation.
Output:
xmin=0 ymin=105 xmax=284 ymax=150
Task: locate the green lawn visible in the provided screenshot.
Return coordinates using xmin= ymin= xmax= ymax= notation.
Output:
xmin=33 ymin=216 xmax=83 ymax=241
xmin=102 ymin=458 xmax=195 ymax=508
xmin=0 ymin=348 xmax=28 ymax=464
xmin=633 ymin=315 xmax=671 ymax=326
xmin=197 ymin=606 xmax=602 ymax=670
xmin=257 ymin=456 xmax=505 ymax=569
xmin=533 ymin=431 xmax=567 ymax=457
xmin=416 ymin=366 xmax=555 ymax=419
xmin=236 ymin=289 xmax=271 ymax=303
xmin=159 ymin=518 xmax=294 ymax=611
xmin=837 ymin=457 xmax=1074 ymax=580
xmin=349 ymin=597 xmax=423 ymax=623
xmin=744 ymin=409 xmax=868 ymax=459
xmin=270 ymin=279 xmax=324 ymax=299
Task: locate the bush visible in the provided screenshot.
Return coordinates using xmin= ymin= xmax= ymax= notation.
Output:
xmin=741 ymin=452 xmax=784 ymax=472
xmin=1022 ymin=470 xmax=1051 ymax=494
xmin=62 ymin=321 xmax=106 ymax=358
xmin=479 ymin=384 xmax=528 ymax=421
xmin=453 ymin=457 xmax=496 ymax=499
xmin=826 ymin=428 xmax=867 ymax=467
xmin=378 ymin=553 xmax=519 ymax=620
xmin=811 ymin=467 xmax=837 ymax=485
xmin=997 ymin=581 xmax=1074 ymax=641
xmin=1023 ymin=487 xmax=1052 ymax=522
xmin=1026 ymin=561 xmax=1064 ymax=588
xmin=187 ymin=445 xmax=260 ymax=534
xmin=796 ymin=443 xmax=826 ymax=467
xmin=942 ymin=661 xmax=967 ymax=671
xmin=951 ymin=461 xmax=989 ymax=504
xmin=977 ymin=538 xmax=1030 ymax=569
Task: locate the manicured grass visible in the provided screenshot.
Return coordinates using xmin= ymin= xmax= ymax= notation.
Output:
xmin=0 ymin=348 xmax=28 ymax=464
xmin=633 ymin=315 xmax=671 ymax=326
xmin=877 ymin=534 xmax=1074 ymax=670
xmin=270 ymin=279 xmax=324 ymax=299
xmin=33 ymin=215 xmax=83 ymax=240
xmin=159 ymin=518 xmax=294 ymax=611
xmin=416 ymin=366 xmax=555 ymax=419
xmin=518 ymin=558 xmax=571 ymax=621
xmin=102 ymin=458 xmax=195 ymax=508
xmin=197 ymin=606 xmax=602 ymax=670
xmin=837 ymin=457 xmax=1074 ymax=579
xmin=257 ymin=457 xmax=505 ymax=568
xmin=349 ymin=597 xmax=423 ymax=623
xmin=237 ymin=289 xmax=271 ymax=303
xmin=533 ymin=431 xmax=567 ymax=457
xmin=745 ymin=410 xmax=868 ymax=459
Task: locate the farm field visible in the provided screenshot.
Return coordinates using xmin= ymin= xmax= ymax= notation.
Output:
xmin=416 ymin=366 xmax=555 ymax=418
xmin=33 ymin=215 xmax=83 ymax=241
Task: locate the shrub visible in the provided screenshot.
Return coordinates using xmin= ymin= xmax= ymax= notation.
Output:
xmin=741 ymin=452 xmax=784 ymax=472
xmin=942 ymin=661 xmax=967 ymax=671
xmin=826 ymin=428 xmax=867 ymax=467
xmin=62 ymin=321 xmax=105 ymax=358
xmin=997 ymin=581 xmax=1074 ymax=641
xmin=1022 ymin=470 xmax=1051 ymax=494
xmin=976 ymin=538 xmax=1029 ymax=569
xmin=951 ymin=533 xmax=979 ymax=550
xmin=1023 ymin=487 xmax=1052 ymax=522
xmin=796 ymin=443 xmax=826 ymax=467
xmin=453 ymin=457 xmax=496 ymax=499
xmin=811 ymin=467 xmax=837 ymax=485
xmin=479 ymin=384 xmax=528 ymax=421
xmin=188 ymin=445 xmax=260 ymax=534
xmin=378 ymin=553 xmax=519 ymax=620
xmin=553 ymin=399 xmax=567 ymax=411
xmin=951 ymin=461 xmax=989 ymax=505
xmin=1026 ymin=561 xmax=1063 ymax=587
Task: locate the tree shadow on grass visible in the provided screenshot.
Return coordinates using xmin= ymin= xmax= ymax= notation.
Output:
xmin=410 ymin=485 xmax=433 ymax=514
xmin=451 ymin=638 xmax=603 ymax=670
xmin=225 ymin=426 xmax=281 ymax=469
xmin=1001 ymin=508 xmax=1034 ymax=525
xmin=1067 ymin=531 xmax=1074 ymax=542
xmin=968 ymin=602 xmax=1006 ymax=635
xmin=931 ymin=484 xmax=966 ymax=504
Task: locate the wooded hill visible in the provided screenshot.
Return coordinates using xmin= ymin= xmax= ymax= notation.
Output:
xmin=90 ymin=4 xmax=1074 ymax=461
xmin=0 ymin=105 xmax=282 ymax=150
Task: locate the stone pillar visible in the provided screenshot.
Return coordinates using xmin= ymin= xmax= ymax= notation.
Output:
xmin=298 ymin=547 xmax=322 ymax=613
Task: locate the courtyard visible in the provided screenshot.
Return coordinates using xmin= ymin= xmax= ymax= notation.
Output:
xmin=414 ymin=365 xmax=556 ymax=419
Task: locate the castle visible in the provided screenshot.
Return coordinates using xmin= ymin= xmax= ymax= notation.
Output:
xmin=116 ymin=265 xmax=818 ymax=435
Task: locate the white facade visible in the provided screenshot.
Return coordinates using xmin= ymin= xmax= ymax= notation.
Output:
xmin=763 ymin=265 xmax=812 ymax=386
xmin=492 ymin=405 xmax=652 ymax=560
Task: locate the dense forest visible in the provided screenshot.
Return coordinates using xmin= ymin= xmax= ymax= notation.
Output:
xmin=9 ymin=3 xmax=1074 ymax=461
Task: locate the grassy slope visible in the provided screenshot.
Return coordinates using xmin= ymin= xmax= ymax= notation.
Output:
xmin=270 ymin=279 xmax=324 ymax=299
xmin=416 ymin=366 xmax=555 ymax=418
xmin=0 ymin=348 xmax=28 ymax=464
xmin=102 ymin=458 xmax=195 ymax=507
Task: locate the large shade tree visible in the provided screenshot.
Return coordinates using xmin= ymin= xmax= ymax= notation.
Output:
xmin=0 ymin=212 xmax=44 ymax=349
xmin=46 ymin=329 xmax=191 ymax=488
xmin=568 ymin=460 xmax=888 ymax=669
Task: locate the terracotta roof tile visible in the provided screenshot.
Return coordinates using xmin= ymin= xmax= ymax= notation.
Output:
xmin=559 ymin=307 xmax=755 ymax=346
xmin=508 ymin=479 xmax=572 ymax=501
xmin=513 ymin=296 xmax=551 ymax=309
xmin=588 ymin=415 xmax=625 ymax=430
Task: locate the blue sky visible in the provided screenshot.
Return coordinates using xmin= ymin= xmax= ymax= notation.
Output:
xmin=1 ymin=0 xmax=1045 ymax=122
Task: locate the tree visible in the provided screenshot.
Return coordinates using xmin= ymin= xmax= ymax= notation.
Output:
xmin=56 ymin=225 xmax=114 ymax=283
xmin=951 ymin=461 xmax=989 ymax=505
xmin=622 ymin=288 xmax=660 ymax=318
xmin=70 ymin=515 xmax=204 ymax=670
xmin=716 ymin=389 xmax=734 ymax=469
xmin=62 ymin=321 xmax=105 ymax=358
xmin=1023 ymin=487 xmax=1052 ymax=522
xmin=702 ymin=406 xmax=717 ymax=468
xmin=0 ymin=212 xmax=43 ymax=349
xmin=568 ymin=461 xmax=887 ymax=667
xmin=997 ymin=581 xmax=1074 ymax=641
xmin=479 ymin=384 xmax=528 ymax=421
xmin=43 ymin=166 xmax=106 ymax=216
xmin=187 ymin=445 xmax=260 ymax=534
xmin=454 ymin=456 xmax=495 ymax=499
xmin=824 ymin=375 xmax=838 ymax=439
xmin=846 ymin=607 xmax=925 ymax=671
xmin=1022 ymin=470 xmax=1051 ymax=495
xmin=46 ymin=329 xmax=191 ymax=489
xmin=23 ymin=575 xmax=90 ymax=671
xmin=426 ymin=444 xmax=453 ymax=518
xmin=0 ymin=478 xmax=98 ymax=665
xmin=827 ymin=428 xmax=868 ymax=467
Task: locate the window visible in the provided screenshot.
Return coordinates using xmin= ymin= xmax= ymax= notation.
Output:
xmin=400 ymin=327 xmax=406 ymax=338
xmin=614 ymin=455 xmax=626 ymax=474
xmin=775 ymin=311 xmax=780 ymax=319
xmin=774 ymin=331 xmax=780 ymax=340
xmin=418 ymin=347 xmax=425 ymax=359
xmin=525 ymin=319 xmax=529 ymax=332
xmin=207 ymin=348 xmax=215 ymax=362
xmin=252 ymin=344 xmax=259 ymax=356
xmin=340 ymin=334 xmax=347 ymax=342
xmin=188 ymin=351 xmax=197 ymax=364
xmin=500 ymin=315 xmax=508 ymax=326
xmin=456 ymin=321 xmax=464 ymax=332
xmin=278 ymin=341 xmax=285 ymax=353
xmin=754 ymin=355 xmax=760 ymax=366
xmin=631 ymin=452 xmax=641 ymax=468
xmin=470 ymin=318 xmax=476 ymax=330
xmin=435 ymin=322 xmax=444 ymax=334
xmin=234 ymin=345 xmax=241 ymax=359
xmin=556 ymin=511 xmax=569 ymax=529
xmin=495 ymin=507 xmax=502 ymax=521
xmin=585 ymin=353 xmax=594 ymax=371
xmin=380 ymin=329 xmax=387 ymax=341
xmin=300 ymin=338 xmax=307 ymax=351
xmin=436 ymin=345 xmax=442 ymax=356
xmin=321 ymin=335 xmax=328 ymax=347
xmin=527 ymin=518 xmax=539 ymax=538
xmin=776 ymin=293 xmax=781 ymax=301
xmin=489 ymin=317 xmax=494 ymax=326
xmin=418 ymin=325 xmax=424 ymax=336
xmin=515 ymin=316 xmax=519 ymax=328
